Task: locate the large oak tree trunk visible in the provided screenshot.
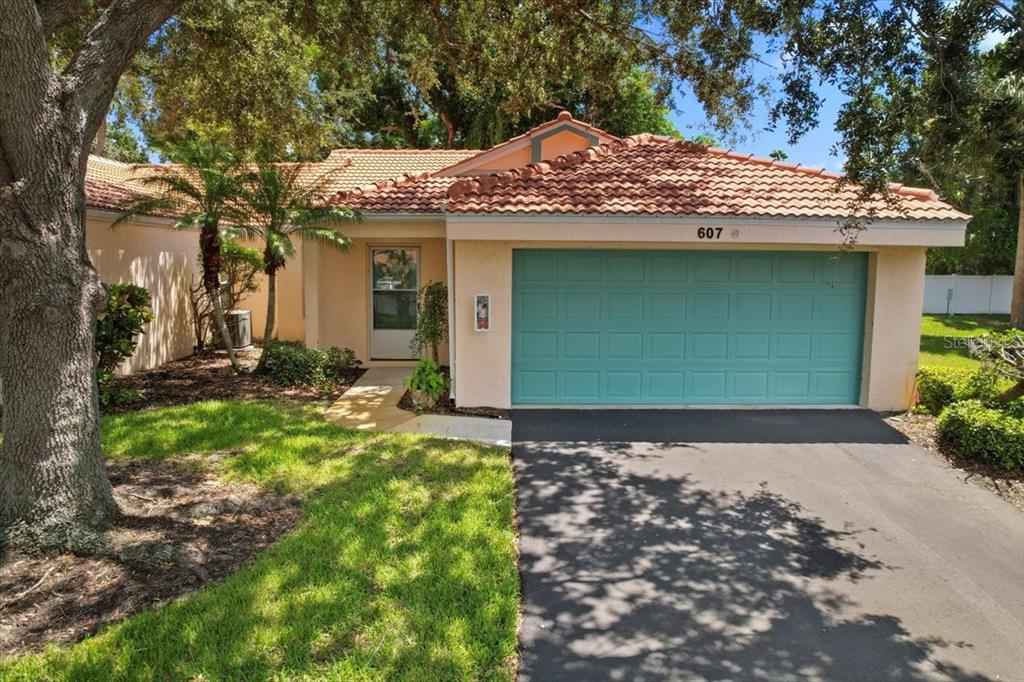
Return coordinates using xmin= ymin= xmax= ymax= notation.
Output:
xmin=0 ymin=0 xmax=183 ymax=554
xmin=1012 ymin=172 xmax=1023 ymax=329
xmin=0 ymin=147 xmax=119 ymax=554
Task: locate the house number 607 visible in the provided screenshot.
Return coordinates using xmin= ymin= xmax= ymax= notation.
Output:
xmin=697 ymin=227 xmax=723 ymax=239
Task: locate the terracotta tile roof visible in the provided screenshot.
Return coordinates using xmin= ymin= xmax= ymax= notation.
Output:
xmin=83 ymin=176 xmax=141 ymax=212
xmin=316 ymin=149 xmax=479 ymax=193
xmin=327 ymin=173 xmax=455 ymax=213
xmin=434 ymin=111 xmax=619 ymax=177
xmin=84 ymin=148 xmax=478 ymax=216
xmin=445 ymin=134 xmax=969 ymax=222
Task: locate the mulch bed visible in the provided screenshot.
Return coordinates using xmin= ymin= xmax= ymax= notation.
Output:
xmin=396 ymin=365 xmax=508 ymax=420
xmin=885 ymin=411 xmax=1024 ymax=511
xmin=397 ymin=389 xmax=509 ymax=420
xmin=104 ymin=347 xmax=364 ymax=413
xmin=0 ymin=457 xmax=302 ymax=655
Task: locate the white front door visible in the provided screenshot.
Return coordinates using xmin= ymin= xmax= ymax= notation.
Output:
xmin=370 ymin=247 xmax=420 ymax=359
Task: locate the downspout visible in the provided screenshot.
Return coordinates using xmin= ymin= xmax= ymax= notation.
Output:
xmin=445 ymin=220 xmax=457 ymax=404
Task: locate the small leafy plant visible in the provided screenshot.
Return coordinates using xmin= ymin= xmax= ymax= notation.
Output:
xmin=96 ymin=283 xmax=154 ymax=406
xmin=405 ymin=358 xmax=449 ymax=411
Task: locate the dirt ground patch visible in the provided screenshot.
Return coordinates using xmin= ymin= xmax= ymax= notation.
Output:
xmin=886 ymin=411 xmax=1024 ymax=511
xmin=0 ymin=458 xmax=302 ymax=655
xmin=105 ymin=347 xmax=364 ymax=413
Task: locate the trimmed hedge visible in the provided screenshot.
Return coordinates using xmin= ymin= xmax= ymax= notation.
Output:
xmin=1003 ymin=398 xmax=1024 ymax=420
xmin=261 ymin=341 xmax=359 ymax=386
xmin=915 ymin=366 xmax=985 ymax=415
xmin=937 ymin=400 xmax=1024 ymax=471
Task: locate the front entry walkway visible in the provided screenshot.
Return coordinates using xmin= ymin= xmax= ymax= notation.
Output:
xmin=513 ymin=409 xmax=1024 ymax=681
xmin=325 ymin=367 xmax=511 ymax=446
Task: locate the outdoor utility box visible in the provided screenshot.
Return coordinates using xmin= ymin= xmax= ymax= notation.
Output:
xmin=226 ymin=309 xmax=252 ymax=349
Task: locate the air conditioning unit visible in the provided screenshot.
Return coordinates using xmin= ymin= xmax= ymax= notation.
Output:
xmin=225 ymin=309 xmax=252 ymax=349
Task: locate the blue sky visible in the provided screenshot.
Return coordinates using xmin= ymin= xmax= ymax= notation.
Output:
xmin=667 ymin=29 xmax=1008 ymax=174
xmin=669 ymin=77 xmax=848 ymax=173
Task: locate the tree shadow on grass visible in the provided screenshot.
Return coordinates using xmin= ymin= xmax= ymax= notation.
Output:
xmin=514 ymin=443 xmax=988 ymax=682
xmin=13 ymin=436 xmax=519 ymax=681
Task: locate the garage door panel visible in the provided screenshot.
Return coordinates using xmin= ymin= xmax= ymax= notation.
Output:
xmin=512 ymin=250 xmax=866 ymax=405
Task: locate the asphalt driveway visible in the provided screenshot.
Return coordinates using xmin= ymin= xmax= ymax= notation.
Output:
xmin=513 ymin=409 xmax=1024 ymax=682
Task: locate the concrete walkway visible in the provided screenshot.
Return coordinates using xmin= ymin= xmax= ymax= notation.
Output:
xmin=325 ymin=367 xmax=511 ymax=446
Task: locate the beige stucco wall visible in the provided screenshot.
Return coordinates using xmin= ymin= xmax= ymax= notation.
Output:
xmin=310 ymin=228 xmax=449 ymax=366
xmin=86 ymin=213 xmax=308 ymax=375
xmin=236 ymin=237 xmax=305 ymax=344
xmin=86 ymin=213 xmax=199 ymax=373
xmin=452 ymin=240 xmax=929 ymax=411
xmin=453 ymin=128 xmax=611 ymax=175
xmin=860 ymin=247 xmax=928 ymax=411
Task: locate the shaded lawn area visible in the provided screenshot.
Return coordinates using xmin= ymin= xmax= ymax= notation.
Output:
xmin=0 ymin=401 xmax=518 ymax=681
xmin=919 ymin=314 xmax=1011 ymax=370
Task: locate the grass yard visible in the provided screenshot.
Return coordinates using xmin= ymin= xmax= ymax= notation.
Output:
xmin=919 ymin=314 xmax=1011 ymax=370
xmin=0 ymin=401 xmax=519 ymax=681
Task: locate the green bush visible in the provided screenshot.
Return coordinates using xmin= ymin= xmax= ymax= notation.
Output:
xmin=915 ymin=366 xmax=988 ymax=415
xmin=96 ymin=283 xmax=153 ymax=406
xmin=1003 ymin=398 xmax=1024 ymax=420
xmin=405 ymin=358 xmax=449 ymax=410
xmin=937 ymin=400 xmax=1024 ymax=471
xmin=261 ymin=341 xmax=359 ymax=386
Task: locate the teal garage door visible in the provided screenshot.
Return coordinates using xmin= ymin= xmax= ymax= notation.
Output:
xmin=511 ymin=249 xmax=867 ymax=405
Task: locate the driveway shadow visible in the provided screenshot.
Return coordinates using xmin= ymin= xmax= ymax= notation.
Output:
xmin=512 ymin=409 xmax=908 ymax=444
xmin=514 ymin=442 xmax=986 ymax=681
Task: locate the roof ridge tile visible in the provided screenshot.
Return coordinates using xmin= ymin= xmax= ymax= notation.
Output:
xmin=448 ymin=134 xmax=704 ymax=201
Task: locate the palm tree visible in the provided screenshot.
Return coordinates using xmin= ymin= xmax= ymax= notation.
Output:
xmin=114 ymin=137 xmax=247 ymax=373
xmin=237 ymin=160 xmax=359 ymax=372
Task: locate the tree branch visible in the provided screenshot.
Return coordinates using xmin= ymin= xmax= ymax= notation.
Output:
xmin=62 ymin=0 xmax=182 ymax=149
xmin=36 ymin=0 xmax=89 ymax=35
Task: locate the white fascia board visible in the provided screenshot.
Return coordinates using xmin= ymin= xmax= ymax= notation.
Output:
xmin=86 ymin=207 xmax=176 ymax=228
xmin=444 ymin=212 xmax=967 ymax=230
xmin=359 ymin=212 xmax=444 ymax=221
xmin=443 ymin=214 xmax=967 ymax=247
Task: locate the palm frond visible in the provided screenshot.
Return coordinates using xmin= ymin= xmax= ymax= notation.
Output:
xmin=266 ymin=230 xmax=297 ymax=262
xmin=302 ymin=227 xmax=352 ymax=252
xmin=110 ymin=196 xmax=177 ymax=228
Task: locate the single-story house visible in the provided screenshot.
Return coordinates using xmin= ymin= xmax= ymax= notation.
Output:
xmin=85 ymin=112 xmax=968 ymax=411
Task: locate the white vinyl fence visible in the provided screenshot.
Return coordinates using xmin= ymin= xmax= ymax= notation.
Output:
xmin=923 ymin=275 xmax=1013 ymax=315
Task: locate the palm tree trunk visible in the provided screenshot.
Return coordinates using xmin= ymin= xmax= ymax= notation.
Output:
xmin=199 ymin=223 xmax=242 ymax=373
xmin=256 ymin=270 xmax=277 ymax=373
xmin=1011 ymin=170 xmax=1023 ymax=328
xmin=209 ymin=289 xmax=241 ymax=372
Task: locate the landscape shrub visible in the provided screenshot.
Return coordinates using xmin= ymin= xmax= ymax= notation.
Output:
xmin=261 ymin=341 xmax=359 ymax=386
xmin=96 ymin=283 xmax=154 ymax=406
xmin=405 ymin=358 xmax=449 ymax=410
xmin=914 ymin=366 xmax=987 ymax=415
xmin=1003 ymin=398 xmax=1024 ymax=419
xmin=969 ymin=328 xmax=1024 ymax=403
xmin=937 ymin=400 xmax=1024 ymax=471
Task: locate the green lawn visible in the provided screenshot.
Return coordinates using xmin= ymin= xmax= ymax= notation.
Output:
xmin=919 ymin=314 xmax=1011 ymax=370
xmin=1 ymin=401 xmax=519 ymax=681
